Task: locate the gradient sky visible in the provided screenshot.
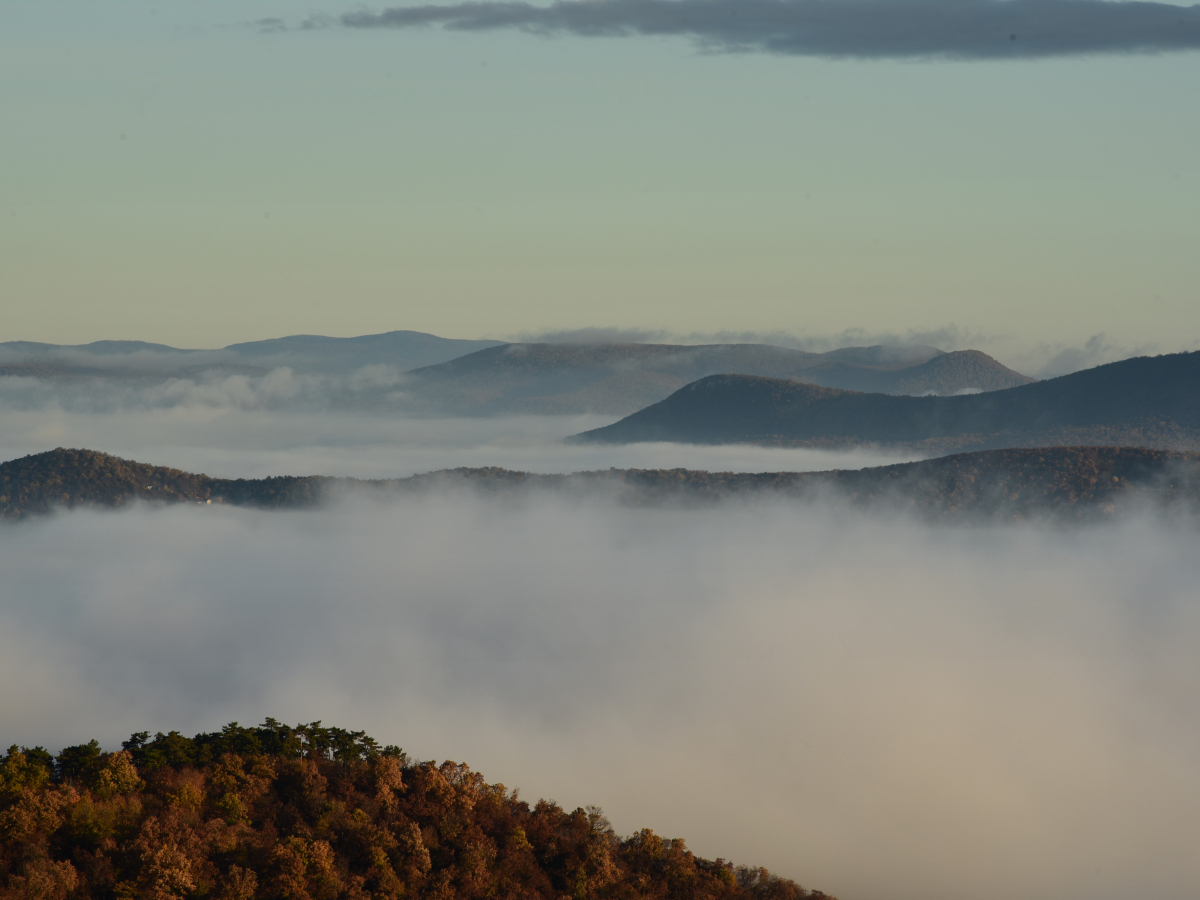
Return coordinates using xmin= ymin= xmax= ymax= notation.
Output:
xmin=2 ymin=0 xmax=1198 ymax=350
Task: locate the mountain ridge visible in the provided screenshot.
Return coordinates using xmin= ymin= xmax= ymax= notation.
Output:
xmin=0 ymin=333 xmax=1032 ymax=413
xmin=402 ymin=342 xmax=1032 ymax=414
xmin=570 ymin=351 xmax=1200 ymax=452
xmin=3 ymin=446 xmax=1197 ymax=522
xmin=0 ymin=331 xmax=505 ymax=376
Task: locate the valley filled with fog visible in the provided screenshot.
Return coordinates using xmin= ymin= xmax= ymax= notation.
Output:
xmin=2 ymin=488 xmax=1200 ymax=900
xmin=3 ymin=392 xmax=1200 ymax=900
xmin=0 ymin=399 xmax=920 ymax=480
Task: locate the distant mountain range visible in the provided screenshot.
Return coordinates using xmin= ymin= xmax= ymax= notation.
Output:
xmin=0 ymin=331 xmax=504 ymax=377
xmin=401 ymin=343 xmax=1032 ymax=414
xmin=571 ymin=351 xmax=1200 ymax=452
xmin=0 ymin=330 xmax=1032 ymax=414
xmin=3 ymin=446 xmax=1197 ymax=522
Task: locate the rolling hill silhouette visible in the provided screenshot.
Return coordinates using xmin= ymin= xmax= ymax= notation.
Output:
xmin=403 ymin=343 xmax=1031 ymax=414
xmin=0 ymin=330 xmax=503 ymax=376
xmin=569 ymin=351 xmax=1200 ymax=452
xmin=0 ymin=332 xmax=1033 ymax=414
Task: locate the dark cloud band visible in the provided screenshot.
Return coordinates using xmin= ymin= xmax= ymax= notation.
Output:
xmin=338 ymin=0 xmax=1200 ymax=59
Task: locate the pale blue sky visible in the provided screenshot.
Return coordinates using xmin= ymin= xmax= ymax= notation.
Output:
xmin=2 ymin=0 xmax=1198 ymax=352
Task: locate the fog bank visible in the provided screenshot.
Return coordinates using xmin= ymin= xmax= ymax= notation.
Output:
xmin=0 ymin=406 xmax=919 ymax=478
xmin=2 ymin=494 xmax=1198 ymax=900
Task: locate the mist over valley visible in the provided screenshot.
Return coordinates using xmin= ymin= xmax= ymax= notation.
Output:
xmin=3 ymin=468 xmax=1200 ymax=900
xmin=3 ymin=328 xmax=1200 ymax=900
xmin=0 ymin=331 xmax=1035 ymax=418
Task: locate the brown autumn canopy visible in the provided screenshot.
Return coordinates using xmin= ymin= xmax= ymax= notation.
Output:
xmin=0 ymin=721 xmax=832 ymax=900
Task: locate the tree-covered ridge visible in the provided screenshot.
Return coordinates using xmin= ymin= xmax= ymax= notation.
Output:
xmin=0 ymin=448 xmax=330 ymax=518
xmin=622 ymin=445 xmax=1200 ymax=517
xmin=3 ymin=446 xmax=1199 ymax=521
xmin=0 ymin=723 xmax=830 ymax=900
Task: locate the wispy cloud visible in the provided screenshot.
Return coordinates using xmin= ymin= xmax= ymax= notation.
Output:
xmin=509 ymin=324 xmax=993 ymax=351
xmin=507 ymin=325 xmax=1192 ymax=379
xmin=329 ymin=0 xmax=1200 ymax=59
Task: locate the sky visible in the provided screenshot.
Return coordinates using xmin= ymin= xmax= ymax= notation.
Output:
xmin=2 ymin=0 xmax=1199 ymax=351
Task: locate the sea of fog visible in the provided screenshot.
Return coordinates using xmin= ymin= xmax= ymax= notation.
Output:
xmin=3 ymin=394 xmax=1200 ymax=900
xmin=0 ymin=404 xmax=921 ymax=478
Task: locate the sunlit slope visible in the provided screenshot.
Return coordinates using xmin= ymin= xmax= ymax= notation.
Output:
xmin=404 ymin=343 xmax=1031 ymax=415
xmin=4 ymin=446 xmax=1198 ymax=521
xmin=0 ymin=723 xmax=830 ymax=900
xmin=570 ymin=352 xmax=1200 ymax=451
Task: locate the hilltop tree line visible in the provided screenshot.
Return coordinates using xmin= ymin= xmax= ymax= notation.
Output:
xmin=0 ymin=721 xmax=831 ymax=900
xmin=0 ymin=449 xmax=327 ymax=518
xmin=8 ymin=445 xmax=1194 ymax=523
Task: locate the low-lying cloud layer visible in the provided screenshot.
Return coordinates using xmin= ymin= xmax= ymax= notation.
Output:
xmin=0 ymin=366 xmax=411 ymax=415
xmin=3 ymin=347 xmax=1196 ymax=898
xmin=2 ymin=495 xmax=1200 ymax=900
xmin=0 ymin=405 xmax=918 ymax=479
xmin=332 ymin=0 xmax=1200 ymax=59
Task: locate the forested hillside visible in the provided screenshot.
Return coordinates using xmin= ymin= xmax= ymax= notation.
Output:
xmin=3 ymin=447 xmax=1199 ymax=522
xmin=0 ymin=723 xmax=828 ymax=900
xmin=0 ymin=448 xmax=330 ymax=518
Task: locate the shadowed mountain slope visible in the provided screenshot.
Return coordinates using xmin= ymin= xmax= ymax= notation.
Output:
xmin=764 ymin=348 xmax=1035 ymax=396
xmin=220 ymin=330 xmax=505 ymax=372
xmin=570 ymin=352 xmax=1200 ymax=452
xmin=403 ymin=343 xmax=1031 ymax=415
xmin=4 ymin=446 xmax=1198 ymax=522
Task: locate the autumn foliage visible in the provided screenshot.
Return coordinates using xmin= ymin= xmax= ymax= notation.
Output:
xmin=1 ymin=722 xmax=831 ymax=900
